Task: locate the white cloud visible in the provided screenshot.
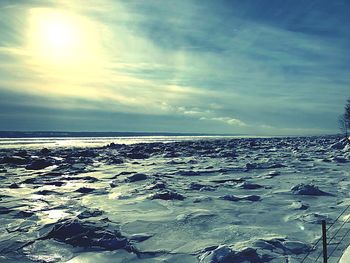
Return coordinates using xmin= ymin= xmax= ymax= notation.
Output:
xmin=202 ymin=116 xmax=247 ymax=127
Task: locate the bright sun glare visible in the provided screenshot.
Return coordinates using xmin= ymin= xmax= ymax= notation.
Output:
xmin=44 ymin=17 xmax=79 ymax=50
xmin=28 ymin=8 xmax=102 ymax=69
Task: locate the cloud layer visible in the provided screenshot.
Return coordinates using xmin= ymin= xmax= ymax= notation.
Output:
xmin=0 ymin=0 xmax=349 ymax=135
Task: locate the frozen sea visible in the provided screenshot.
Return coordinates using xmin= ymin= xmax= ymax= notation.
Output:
xmin=0 ymin=135 xmax=349 ymax=262
xmin=0 ymin=135 xmax=267 ymax=149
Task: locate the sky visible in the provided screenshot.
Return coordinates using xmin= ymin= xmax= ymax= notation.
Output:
xmin=0 ymin=0 xmax=349 ymax=135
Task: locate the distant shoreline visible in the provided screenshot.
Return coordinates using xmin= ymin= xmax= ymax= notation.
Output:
xmin=0 ymin=131 xmax=338 ymax=138
xmin=0 ymin=131 xmax=243 ymax=138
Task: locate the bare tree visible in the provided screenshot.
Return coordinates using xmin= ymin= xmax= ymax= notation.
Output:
xmin=345 ymin=98 xmax=350 ymax=127
xmin=339 ymin=115 xmax=348 ymax=140
xmin=340 ymin=98 xmax=350 ymax=142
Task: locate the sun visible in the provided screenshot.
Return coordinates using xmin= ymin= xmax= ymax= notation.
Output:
xmin=27 ymin=8 xmax=102 ymax=68
xmin=44 ymin=16 xmax=79 ymax=51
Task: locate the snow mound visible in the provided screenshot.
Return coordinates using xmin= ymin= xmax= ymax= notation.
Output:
xmin=291 ymin=184 xmax=331 ymax=196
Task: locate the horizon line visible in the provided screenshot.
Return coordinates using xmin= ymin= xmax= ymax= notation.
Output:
xmin=0 ymin=130 xmax=340 ymax=138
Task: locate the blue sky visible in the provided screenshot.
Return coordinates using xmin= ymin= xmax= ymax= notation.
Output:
xmin=0 ymin=0 xmax=349 ymax=135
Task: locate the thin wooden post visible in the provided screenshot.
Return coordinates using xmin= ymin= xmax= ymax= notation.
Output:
xmin=322 ymin=220 xmax=327 ymax=263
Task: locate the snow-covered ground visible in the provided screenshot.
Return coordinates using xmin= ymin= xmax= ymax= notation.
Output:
xmin=0 ymin=136 xmax=349 ymax=262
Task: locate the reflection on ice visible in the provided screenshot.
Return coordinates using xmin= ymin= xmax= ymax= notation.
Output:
xmin=0 ymin=135 xmax=263 ymax=149
xmin=108 ymin=192 xmax=123 ymax=200
xmin=44 ymin=209 xmax=69 ymax=220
